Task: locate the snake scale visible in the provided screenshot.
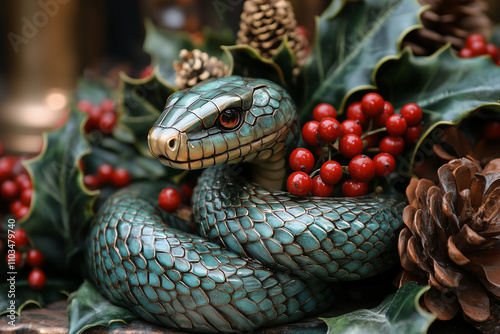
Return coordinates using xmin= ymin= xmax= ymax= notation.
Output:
xmin=86 ymin=76 xmax=405 ymax=333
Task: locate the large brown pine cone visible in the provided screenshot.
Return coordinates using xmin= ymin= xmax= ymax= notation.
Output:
xmin=403 ymin=0 xmax=492 ymax=56
xmin=173 ymin=49 xmax=229 ymax=90
xmin=237 ymin=0 xmax=308 ymax=70
xmin=398 ymin=158 xmax=500 ymax=331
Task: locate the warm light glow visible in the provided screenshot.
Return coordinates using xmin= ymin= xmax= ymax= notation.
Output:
xmin=45 ymin=90 xmax=68 ymax=111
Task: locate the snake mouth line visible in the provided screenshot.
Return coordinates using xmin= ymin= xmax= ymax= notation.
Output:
xmin=156 ymin=125 xmax=289 ymax=170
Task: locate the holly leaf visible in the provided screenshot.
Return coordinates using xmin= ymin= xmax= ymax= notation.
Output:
xmin=491 ymin=25 xmax=500 ymax=46
xmin=21 ymin=109 xmax=96 ymax=272
xmin=320 ymin=282 xmax=435 ymax=334
xmin=223 ymin=45 xmax=287 ymax=88
xmin=67 ymin=281 xmax=138 ymax=334
xmin=0 ymin=278 xmax=80 ymax=316
xmin=373 ymin=46 xmax=500 ymax=166
xmin=74 ymin=78 xmax=113 ymax=104
xmin=300 ymin=0 xmax=423 ymax=120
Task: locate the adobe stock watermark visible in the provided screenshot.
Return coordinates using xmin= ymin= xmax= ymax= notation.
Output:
xmin=7 ymin=0 xmax=71 ymax=54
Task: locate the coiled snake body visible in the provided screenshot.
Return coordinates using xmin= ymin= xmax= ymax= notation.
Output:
xmin=86 ymin=76 xmax=405 ymax=333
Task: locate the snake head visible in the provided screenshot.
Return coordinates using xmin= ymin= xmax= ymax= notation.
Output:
xmin=148 ymin=76 xmax=298 ymax=170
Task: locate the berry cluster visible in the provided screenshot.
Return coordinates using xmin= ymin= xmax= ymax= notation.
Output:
xmin=0 ymin=154 xmax=33 ymax=220
xmin=4 ymin=228 xmax=46 ymax=290
xmin=77 ymin=98 xmax=118 ymax=134
xmin=288 ymin=95 xmax=423 ymax=197
xmin=82 ymin=163 xmax=131 ymax=191
xmin=459 ymin=33 xmax=500 ymax=66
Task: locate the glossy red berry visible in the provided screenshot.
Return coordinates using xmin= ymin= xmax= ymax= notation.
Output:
xmin=111 ymin=168 xmax=131 ymax=187
xmin=100 ymin=98 xmax=116 ymax=114
xmin=342 ymin=179 xmax=369 ymax=197
xmin=20 ymin=188 xmax=33 ymax=205
xmin=12 ymin=229 xmax=30 ymax=248
xmin=301 ymin=121 xmax=320 ymax=146
xmin=484 ymin=122 xmax=500 ymax=140
xmin=97 ymin=164 xmax=114 ymax=184
xmin=0 ymin=157 xmax=15 ymax=181
xmin=459 ymin=48 xmax=473 ymax=58
xmin=348 ymin=155 xmax=375 ymax=182
xmin=374 ymin=101 xmax=395 ymax=128
xmin=1 ymin=180 xmax=19 ymax=201
xmin=28 ymin=268 xmax=46 ymax=290
xmin=180 ymin=183 xmax=195 ymax=202
xmin=487 ymin=44 xmax=499 ymax=61
xmin=346 ymin=102 xmax=368 ymax=128
xmin=400 ymin=103 xmax=423 ymax=126
xmin=87 ymin=105 xmax=103 ymax=128
xmin=287 ymin=171 xmax=312 ymax=196
xmin=6 ymin=250 xmax=23 ymax=268
xmin=320 ymin=161 xmax=343 ymax=185
xmin=14 ymin=205 xmax=30 ymax=220
xmin=385 ymin=114 xmax=407 ymax=136
xmin=404 ymin=124 xmax=422 ymax=146
xmin=289 ymin=148 xmax=315 ymax=173
xmin=340 ymin=119 xmax=363 ymax=137
xmin=373 ymin=153 xmax=396 ymax=177
xmin=469 ymin=40 xmax=488 ymax=56
xmin=84 ymin=175 xmax=101 ymax=190
xmin=466 ymin=33 xmax=485 ymax=48
xmin=158 ymin=187 xmax=183 ymax=212
xmin=140 ymin=65 xmax=154 ymax=79
xmin=379 ymin=136 xmax=405 ymax=157
xmin=361 ymin=93 xmax=384 ymax=118
xmin=318 ymin=117 xmax=342 ymax=142
xmin=77 ymin=100 xmax=93 ymax=113
xmin=99 ymin=112 xmax=117 ymax=134
xmin=312 ymin=103 xmax=337 ymax=121
xmin=311 ymin=176 xmax=334 ymax=197
xmin=26 ymin=249 xmax=45 ymax=267
xmin=15 ymin=173 xmax=32 ymax=190
xmin=339 ymin=134 xmax=363 ymax=158
xmin=10 ymin=200 xmax=23 ymax=215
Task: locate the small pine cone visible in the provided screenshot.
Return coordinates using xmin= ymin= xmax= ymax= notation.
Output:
xmin=174 ymin=49 xmax=229 ymax=90
xmin=237 ymin=0 xmax=308 ymax=70
xmin=398 ymin=158 xmax=500 ymax=332
xmin=403 ymin=0 xmax=492 ymax=56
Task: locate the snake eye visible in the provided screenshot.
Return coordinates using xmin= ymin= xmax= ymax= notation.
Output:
xmin=217 ymin=108 xmax=242 ymax=130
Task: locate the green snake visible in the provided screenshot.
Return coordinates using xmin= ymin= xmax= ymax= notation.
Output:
xmin=86 ymin=76 xmax=405 ymax=333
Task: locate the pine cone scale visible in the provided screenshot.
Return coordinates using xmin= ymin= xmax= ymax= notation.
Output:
xmin=457 ymin=275 xmax=491 ymax=322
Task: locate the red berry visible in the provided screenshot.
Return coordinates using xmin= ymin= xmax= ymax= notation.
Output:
xmin=311 ymin=176 xmax=334 ymax=197
xmin=404 ymin=124 xmax=422 ymax=146
xmin=87 ymin=105 xmax=103 ymax=128
xmin=6 ymin=250 xmax=23 ymax=268
xmin=361 ymin=93 xmax=385 ymax=118
xmin=99 ymin=112 xmax=117 ymax=134
xmin=469 ymin=40 xmax=488 ymax=56
xmin=111 ymin=168 xmax=131 ymax=187
xmin=348 ymin=155 xmax=375 ymax=182
xmin=385 ymin=114 xmax=407 ymax=136
xmin=301 ymin=121 xmax=320 ymax=146
xmin=15 ymin=205 xmax=30 ymax=220
xmin=373 ymin=153 xmax=396 ymax=177
xmin=97 ymin=164 xmax=114 ymax=184
xmin=12 ymin=229 xmax=30 ymax=248
xmin=289 ymin=148 xmax=315 ymax=173
xmin=374 ymin=101 xmax=395 ymax=128
xmin=100 ymin=98 xmax=116 ymax=114
xmin=379 ymin=136 xmax=405 ymax=157
xmin=339 ymin=134 xmax=363 ymax=158
xmin=1 ymin=180 xmax=19 ymax=201
xmin=487 ymin=44 xmax=499 ymax=61
xmin=459 ymin=48 xmax=473 ymax=58
xmin=466 ymin=33 xmax=485 ymax=48
xmin=484 ymin=122 xmax=500 ymax=140
xmin=346 ymin=102 xmax=368 ymax=128
xmin=286 ymin=171 xmax=312 ymax=196
xmin=15 ymin=174 xmax=32 ymax=190
xmin=400 ymin=103 xmax=423 ymax=126
xmin=363 ymin=133 xmax=381 ymax=149
xmin=26 ymin=249 xmax=45 ymax=267
xmin=140 ymin=65 xmax=154 ymax=78
xmin=84 ymin=175 xmax=101 ymax=190
xmin=341 ymin=179 xmax=369 ymax=197
xmin=10 ymin=200 xmax=23 ymax=215
xmin=0 ymin=157 xmax=15 ymax=181
xmin=318 ymin=117 xmax=342 ymax=142
xmin=296 ymin=25 xmax=310 ymax=40
xmin=28 ymin=268 xmax=46 ymax=290
xmin=340 ymin=119 xmax=363 ymax=137
xmin=320 ymin=161 xmax=343 ymax=185
xmin=312 ymin=103 xmax=337 ymax=121
xmin=158 ymin=187 xmax=183 ymax=212
xmin=20 ymin=188 xmax=33 ymax=205
xmin=77 ymin=100 xmax=93 ymax=113
xmin=180 ymin=183 xmax=195 ymax=202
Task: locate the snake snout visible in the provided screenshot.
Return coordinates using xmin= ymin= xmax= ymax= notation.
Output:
xmin=148 ymin=127 xmax=181 ymax=161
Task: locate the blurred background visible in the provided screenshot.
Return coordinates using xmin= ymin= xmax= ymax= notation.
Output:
xmin=0 ymin=0 xmax=498 ymax=154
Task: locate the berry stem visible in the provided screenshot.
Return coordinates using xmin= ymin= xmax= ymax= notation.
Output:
xmin=361 ymin=127 xmax=387 ymax=139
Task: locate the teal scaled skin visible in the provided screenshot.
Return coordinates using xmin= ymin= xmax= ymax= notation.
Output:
xmin=86 ymin=76 xmax=405 ymax=333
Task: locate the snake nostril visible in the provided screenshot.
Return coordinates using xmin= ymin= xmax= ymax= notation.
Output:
xmin=168 ymin=138 xmax=176 ymax=150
